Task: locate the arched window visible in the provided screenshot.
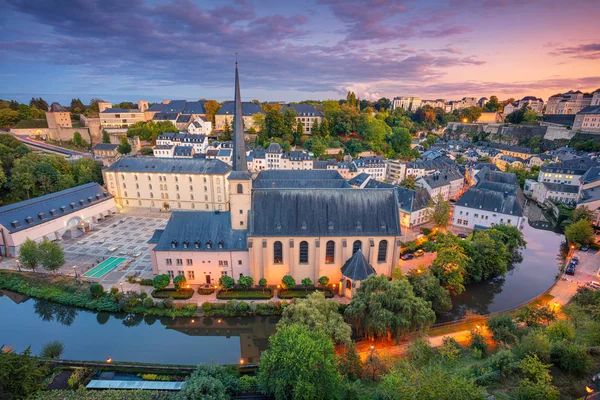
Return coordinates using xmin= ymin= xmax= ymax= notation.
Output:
xmin=205 ymin=195 xmax=208 ymax=201
xmin=176 ymin=185 xmax=179 ymax=191
xmin=325 ymin=241 xmax=335 ymax=263
xmin=299 ymin=241 xmax=309 ymax=264
xmin=274 ymin=241 xmax=283 ymax=264
xmin=203 ymin=177 xmax=206 ymax=183
xmin=204 ymin=186 xmax=207 ymax=192
xmin=352 ymin=240 xmax=362 ymax=254
xmin=217 ymin=187 xmax=221 ymax=193
xmin=377 ymin=240 xmax=388 ymax=262
xmin=237 ymin=184 xmax=243 ymax=194
xmin=189 ymin=185 xmax=193 ymax=191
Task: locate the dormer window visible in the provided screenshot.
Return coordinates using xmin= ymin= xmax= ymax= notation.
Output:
xmin=60 ymin=206 xmax=67 ymax=212
xmin=171 ymin=240 xmax=177 ymax=249
xmin=218 ymin=241 xmax=224 ymax=249
xmin=276 ymin=223 xmax=281 ymax=232
xmin=87 ymin=196 xmax=93 ymax=203
xmin=70 ymin=202 xmax=76 ymax=208
xmin=11 ymin=220 xmax=20 ymax=228
xmin=356 ymin=221 xmax=362 ymax=231
xmin=301 ymin=221 xmax=307 ymax=230
xmin=206 ymin=241 xmax=212 ymax=249
xmin=183 ymin=239 xmax=189 ymax=249
xmin=194 ymin=241 xmax=200 ymax=249
xmin=49 ymin=209 xmax=57 ymax=216
xmin=38 ymin=212 xmax=46 ymax=220
xmin=328 ymin=221 xmax=333 ymax=231
xmin=25 ymin=216 xmax=34 ymax=223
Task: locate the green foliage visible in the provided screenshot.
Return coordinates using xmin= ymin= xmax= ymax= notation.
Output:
xmin=73 ymin=131 xmax=85 ymax=147
xmin=546 ymin=319 xmax=575 ymax=341
xmin=257 ymin=323 xmax=343 ymax=400
xmin=0 ymin=347 xmax=47 ymax=400
xmin=344 ymin=275 xmax=435 ymax=342
xmin=518 ymin=330 xmax=551 ymax=362
xmin=399 ymin=176 xmax=418 ymax=190
xmin=487 ymin=349 xmax=515 ymax=377
xmin=484 ymin=96 xmax=501 ymax=112
xmin=406 ymin=269 xmax=452 ymax=313
xmin=426 ymin=195 xmax=452 ymax=229
xmin=237 ymin=275 xmax=254 ymax=289
xmin=178 ymin=364 xmax=239 ymax=400
xmin=67 ymin=368 xmax=87 ymax=390
xmin=281 ymin=275 xmax=296 ymax=289
xmin=430 ymin=241 xmax=470 ymax=295
xmin=469 ymin=330 xmax=488 ymax=357
xmin=142 ymin=297 xmax=154 ymax=308
xmin=516 ymin=379 xmax=559 ymax=400
xmin=127 ymin=120 xmax=178 ymax=142
xmin=406 ymin=339 xmax=434 ymax=366
xmin=19 ymin=238 xmax=40 ymax=271
xmin=519 ymin=354 xmax=551 ymax=383
xmin=38 ymin=239 xmax=65 ymax=273
xmin=140 ymin=146 xmax=154 ymax=156
xmin=516 ymin=305 xmax=556 ymax=328
xmin=201 ymin=302 xmax=212 ymax=313
xmin=439 ymin=337 xmax=462 ymax=362
xmin=258 ymin=277 xmax=267 ymax=288
xmin=216 ymin=287 xmax=274 ymax=300
xmin=565 ymin=218 xmax=594 ymax=247
xmin=239 ymin=375 xmax=257 ymax=393
xmin=318 ymin=276 xmax=329 ymax=287
xmin=173 ymin=275 xmax=187 ymax=291
xmin=506 ymin=106 xmax=538 ymax=125
xmin=221 ymin=119 xmax=232 ymax=141
xmin=467 ymin=231 xmax=509 ymax=282
xmin=278 ymin=288 xmax=334 ymax=299
xmin=487 ymin=314 xmax=518 ymax=344
xmin=32 ymin=389 xmax=171 ymax=399
xmin=219 ymin=275 xmax=235 ymax=291
xmin=153 ymin=274 xmax=170 ymax=291
xmin=102 ymin=130 xmax=111 ymax=143
xmin=89 ymin=282 xmax=104 ymax=299
xmin=117 ymin=136 xmax=132 ymax=154
xmin=301 ymin=277 xmax=313 ymax=289
xmin=570 ymin=205 xmax=594 ymax=223
xmin=279 ymin=291 xmax=351 ymax=345
xmin=40 ymin=340 xmax=65 ymax=358
xmin=336 ymin=344 xmax=363 ymax=381
xmin=550 ymin=341 xmax=589 ymax=373
xmin=151 ymin=288 xmax=194 ymax=300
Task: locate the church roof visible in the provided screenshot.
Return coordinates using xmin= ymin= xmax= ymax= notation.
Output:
xmin=249 ymin=189 xmax=400 ymax=237
xmin=341 ymin=249 xmax=376 ymax=281
xmin=105 ymin=157 xmax=231 ymax=175
xmin=49 ymin=102 xmax=68 ymax=112
xmin=253 ymin=179 xmax=351 ymax=189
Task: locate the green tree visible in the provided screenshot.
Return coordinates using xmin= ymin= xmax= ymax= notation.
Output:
xmin=565 ymin=218 xmax=594 ymax=247
xmin=72 ymin=131 xmax=85 ymax=147
xmin=406 ymin=269 xmax=452 ymax=313
xmin=259 ymin=277 xmax=267 ymax=292
xmin=294 ymin=120 xmax=304 ymax=145
xmin=550 ymin=341 xmax=589 ymax=373
xmin=102 ymin=130 xmax=111 ymax=143
xmin=0 ymin=347 xmax=47 ymax=400
xmin=488 ymin=224 xmax=527 ymax=254
xmin=173 ymin=275 xmax=187 ymax=291
xmin=310 ymin=138 xmax=326 ymax=159
xmin=281 ymin=275 xmax=296 ymax=289
xmin=320 ymin=118 xmax=330 ymax=138
xmin=517 ymin=355 xmax=559 ymax=400
xmin=344 ymin=275 xmax=435 ymax=341
xmin=318 ymin=276 xmax=330 ymax=287
xmin=237 ymin=275 xmax=254 ymax=289
xmin=117 ymin=136 xmax=132 ymax=155
xmin=72 ymin=158 xmax=102 ymax=185
xmin=399 ymin=176 xmax=418 ymax=190
xmin=467 ymin=231 xmax=510 ymax=282
xmin=257 ymin=323 xmax=343 ymax=400
xmin=178 ymin=364 xmax=239 ymax=400
xmin=546 ymin=319 xmax=575 ymax=341
xmin=0 ymin=108 xmax=21 ymax=128
xmin=38 ymin=239 xmax=65 ymax=274
xmin=301 ymin=277 xmax=313 ymax=290
xmin=483 ymin=96 xmax=501 ymax=112
xmin=19 ymin=238 xmax=40 ymax=272
xmin=311 ymin=119 xmax=320 ymax=137
xmin=221 ymin=119 xmax=232 ymax=141
xmin=425 ymin=194 xmax=452 ymax=229
xmin=518 ymin=330 xmax=552 ymax=362
xmin=431 ymin=244 xmax=470 ymax=295
xmin=219 ymin=275 xmax=235 ymax=291
xmin=279 ymin=291 xmax=351 ymax=345
xmin=40 ymin=340 xmax=64 ymax=359
xmin=152 ymin=274 xmax=170 ymax=291
xmin=89 ymin=283 xmax=104 ymax=299
xmin=387 ymin=127 xmax=412 ymax=157
xmin=570 ymin=205 xmax=594 ymax=223
xmin=70 ymin=98 xmax=86 ymax=114
xmin=486 ymin=314 xmax=518 ymax=344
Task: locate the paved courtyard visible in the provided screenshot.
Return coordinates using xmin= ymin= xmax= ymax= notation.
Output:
xmin=60 ymin=208 xmax=170 ymax=288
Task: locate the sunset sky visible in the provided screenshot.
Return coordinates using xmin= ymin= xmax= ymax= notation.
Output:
xmin=1 ymin=0 xmax=599 ymax=105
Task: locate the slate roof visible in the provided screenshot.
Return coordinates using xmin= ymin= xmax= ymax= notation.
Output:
xmin=491 ymin=143 xmax=535 ymax=155
xmin=0 ymin=183 xmax=112 ymax=233
xmin=542 ymin=114 xmax=576 ymax=127
xmin=92 ymin=143 xmax=118 ymax=151
xmin=348 ymin=173 xmax=370 ymax=187
xmin=456 ymin=186 xmax=523 ymax=217
xmin=579 ymin=187 xmax=600 ymax=204
xmin=341 ymin=249 xmax=376 ymax=281
xmin=176 ymin=115 xmax=192 ymax=123
xmin=253 ymin=179 xmax=351 ymax=189
xmin=475 ymin=167 xmax=518 ymax=185
xmin=147 ymin=103 xmax=167 ymax=112
xmin=472 ymin=163 xmax=499 ymax=171
xmin=266 ymin=143 xmax=282 ymax=153
xmin=364 ymin=179 xmax=396 ymax=189
xmin=578 ymin=105 xmax=600 ymax=115
xmin=216 ymin=101 xmax=264 ymax=116
xmin=152 ymin=211 xmax=247 ymax=252
xmin=153 ymin=112 xmax=179 ymax=121
xmin=105 ymin=157 xmax=231 ymax=175
xmin=419 ymin=168 xmax=464 ymax=189
xmin=49 ymin=102 xmax=68 ymax=112
xmin=147 ymin=229 xmax=164 ymax=244
xmin=542 ymin=182 xmax=579 ymax=194
xmin=396 ymin=187 xmax=431 ymax=213
xmin=249 ymin=189 xmax=400 ymax=237
xmin=541 ymin=157 xmax=599 ymax=174
xmin=281 ymin=151 xmax=311 ymax=161
xmin=254 ymin=169 xmax=344 ymax=183
xmin=162 ymin=100 xmax=187 ymax=113
xmin=580 ymin=166 xmax=600 ymax=184
xmin=181 ymin=101 xmax=206 ymax=115
xmin=174 ymin=146 xmax=193 ymax=157
xmin=102 ymin=108 xmax=141 ymax=113
xmin=280 ymin=103 xmax=324 ymax=117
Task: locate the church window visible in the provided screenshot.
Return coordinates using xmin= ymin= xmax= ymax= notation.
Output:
xmin=377 ymin=240 xmax=388 ymax=262
xmin=274 ymin=241 xmax=283 ymax=264
xmin=299 ymin=241 xmax=308 ymax=264
xmin=325 ymin=241 xmax=335 ymax=263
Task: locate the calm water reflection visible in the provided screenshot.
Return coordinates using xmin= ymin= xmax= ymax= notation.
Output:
xmin=0 ymin=292 xmax=277 ymax=365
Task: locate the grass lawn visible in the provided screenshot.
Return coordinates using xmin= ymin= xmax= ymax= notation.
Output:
xmin=151 ymin=288 xmax=194 ymax=299
xmin=13 ymin=119 xmax=48 ymax=129
xmin=216 ymin=288 xmax=274 ymax=300
xmin=278 ymin=287 xmax=333 ymax=299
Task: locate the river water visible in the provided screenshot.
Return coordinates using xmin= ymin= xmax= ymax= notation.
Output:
xmin=0 ymin=216 xmax=563 ymax=363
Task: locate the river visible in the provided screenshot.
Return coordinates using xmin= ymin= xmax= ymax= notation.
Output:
xmin=0 ymin=216 xmax=563 ymax=363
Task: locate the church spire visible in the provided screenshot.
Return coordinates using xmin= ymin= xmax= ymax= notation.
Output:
xmin=232 ymin=58 xmax=248 ymax=172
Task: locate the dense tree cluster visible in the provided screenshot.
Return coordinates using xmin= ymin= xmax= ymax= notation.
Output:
xmin=126 ymin=120 xmax=178 ymax=143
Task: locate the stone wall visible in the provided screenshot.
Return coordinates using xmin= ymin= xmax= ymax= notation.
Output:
xmin=544 ymin=125 xmax=576 ymax=141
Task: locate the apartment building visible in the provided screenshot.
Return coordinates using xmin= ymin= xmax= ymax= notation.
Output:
xmin=214 ymin=101 xmax=264 ymax=131
xmin=280 ymin=104 xmax=323 ymax=135
xmin=573 ymin=105 xmax=600 ymax=133
xmin=503 ymin=96 xmax=544 ymax=115
xmin=391 ymin=97 xmax=422 ymax=112
xmin=546 ymin=91 xmax=593 ymax=114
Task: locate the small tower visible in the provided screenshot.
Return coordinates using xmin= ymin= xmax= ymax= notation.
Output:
xmin=228 ymin=58 xmax=252 ymax=230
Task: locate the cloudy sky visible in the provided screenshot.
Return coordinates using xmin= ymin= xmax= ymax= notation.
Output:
xmin=1 ymin=0 xmax=599 ymax=105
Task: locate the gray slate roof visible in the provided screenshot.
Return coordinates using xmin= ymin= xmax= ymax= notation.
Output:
xmin=153 ymin=211 xmax=247 ymax=252
xmin=578 ymin=105 xmax=600 ymax=115
xmin=49 ymin=102 xmax=68 ymax=112
xmin=457 ymin=186 xmax=523 ymax=217
xmin=541 ymin=157 xmax=599 ymax=174
xmin=92 ymin=143 xmax=118 ymax=151
xmin=254 ymin=170 xmax=344 ymax=183
xmin=105 ymin=157 xmax=231 ymax=175
xmin=0 ymin=183 xmax=112 ymax=233
xmin=341 ymin=249 xmax=376 ymax=281
xmin=249 ymin=189 xmax=400 ymax=237
xmin=396 ymin=187 xmax=431 ymax=213
xmin=475 ymin=167 xmax=518 ymax=185
xmin=419 ymin=168 xmax=464 ymax=189
xmin=181 ymin=101 xmax=206 ymax=115
xmin=253 ymin=179 xmax=351 ymax=189
xmin=216 ymin=101 xmax=264 ymax=116
xmin=581 ymin=166 xmax=600 ymax=185
xmin=348 ymin=173 xmax=370 ymax=187
xmin=153 ymin=112 xmax=179 ymax=121
xmin=542 ymin=182 xmax=579 ymax=194
xmin=102 ymin=108 xmax=141 ymax=113
xmin=280 ymin=103 xmax=324 ymax=117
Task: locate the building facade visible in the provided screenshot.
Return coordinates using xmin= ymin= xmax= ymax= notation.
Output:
xmin=573 ymin=105 xmax=600 ymax=133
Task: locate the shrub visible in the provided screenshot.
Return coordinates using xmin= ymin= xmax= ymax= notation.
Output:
xmin=517 ymin=379 xmax=559 ymax=400
xmin=163 ymin=297 xmax=174 ymax=309
xmin=281 ymin=275 xmax=295 ymax=289
xmin=518 ymin=330 xmax=551 ymax=362
xmin=237 ymin=301 xmax=250 ymax=312
xmin=301 ymin=277 xmax=313 ymax=289
xmin=142 ymin=297 xmax=154 ymax=308
xmin=546 ymin=320 xmax=575 ymax=342
xmin=278 ymin=287 xmax=333 ymax=299
xmin=173 ymin=275 xmax=187 ymax=291
xmin=198 ymin=287 xmax=216 ymax=295
xmin=487 ymin=349 xmax=515 ymax=377
xmin=67 ymin=369 xmax=86 ymax=390
xmin=550 ymin=341 xmax=589 ymax=373
xmin=470 ymin=330 xmax=488 ymax=357
xmin=139 ymin=291 xmax=147 ymax=300
xmin=141 ymin=374 xmax=158 ymax=381
xmin=89 ymin=283 xmax=104 ymax=299
xmin=153 ymin=274 xmax=170 ymax=291
xmin=318 ymin=276 xmax=330 ymax=287
xmin=237 ymin=275 xmax=254 ymax=289
xmin=110 ymin=286 xmax=119 ymax=296
xmin=139 ymin=278 xmax=154 ymax=286
xmin=519 ymin=354 xmax=551 ymax=383
xmin=119 ymin=292 xmax=141 ymax=310
xmin=239 ymin=375 xmax=257 ymax=393
xmin=216 ymin=288 xmax=273 ymax=300
xmin=156 ymin=301 xmax=165 ymax=309
xmin=406 ymin=339 xmax=434 ymax=365
xmin=151 ymin=288 xmax=194 ymax=299
xmin=487 ymin=314 xmax=518 ymax=344
xmin=201 ymin=302 xmax=212 ymax=313
xmin=219 ymin=275 xmax=235 ymax=291
xmin=439 ymin=337 xmax=461 ymax=362
xmin=40 ymin=340 xmax=64 ymax=359
xmin=258 ymin=278 xmax=267 ymax=289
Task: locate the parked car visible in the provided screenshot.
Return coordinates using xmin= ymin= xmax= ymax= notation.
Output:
xmin=586 ymin=281 xmax=600 ymax=290
xmin=567 ymin=262 xmax=577 ymax=271
xmin=581 ymin=245 xmax=590 ymax=252
xmin=571 ymin=257 xmax=579 ymax=265
xmin=414 ymin=249 xmax=425 ymax=257
xmin=457 ymin=233 xmax=468 ymax=239
xmin=401 ymin=254 xmax=414 ymax=261
xmin=565 ymin=266 xmax=575 ymax=275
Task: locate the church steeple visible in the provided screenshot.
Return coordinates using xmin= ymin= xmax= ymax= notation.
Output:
xmin=232 ymin=59 xmax=248 ymax=173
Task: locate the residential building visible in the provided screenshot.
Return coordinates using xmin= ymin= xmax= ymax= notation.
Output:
xmin=280 ymin=151 xmax=313 ymax=170
xmin=100 ymin=107 xmax=146 ymax=128
xmin=153 ymin=145 xmax=175 ymax=158
xmin=416 ymin=168 xmax=464 ymax=201
xmin=503 ymin=96 xmax=544 ymax=115
xmin=352 ymin=156 xmax=387 ymax=180
xmin=391 ymin=97 xmax=422 ymax=112
xmin=92 ymin=143 xmax=120 ymax=167
xmin=396 ymin=187 xmax=432 ymax=228
xmin=156 ymin=133 xmax=209 ymax=154
xmin=0 ymin=183 xmax=116 ymax=257
xmin=573 ymin=105 xmax=600 ymax=133
xmin=546 ymin=90 xmax=593 ymax=114
xmin=494 ymin=154 xmax=524 ymax=171
xmin=539 ymin=157 xmax=598 ymax=186
xmin=103 ymin=157 xmax=232 ymax=211
xmin=532 ymin=182 xmax=579 ymax=205
xmin=187 ymin=116 xmax=212 ymax=135
xmin=280 ymin=104 xmax=323 ymax=135
xmin=214 ymin=101 xmax=264 ymax=131
xmin=385 ymin=159 xmax=407 ymax=184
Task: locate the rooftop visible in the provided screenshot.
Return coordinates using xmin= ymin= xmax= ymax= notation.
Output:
xmin=216 ymin=101 xmax=264 ymax=116
xmin=105 ymin=157 xmax=231 ymax=175
xmin=341 ymin=249 xmax=376 ymax=281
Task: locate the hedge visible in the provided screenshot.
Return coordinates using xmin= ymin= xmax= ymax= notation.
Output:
xmin=216 ymin=288 xmax=274 ymax=300
xmin=203 ymin=300 xmax=287 ymax=317
xmin=139 ymin=279 xmax=154 ymax=286
xmin=278 ymin=287 xmax=334 ymax=299
xmin=198 ymin=287 xmax=217 ymax=295
xmin=151 ymin=288 xmax=194 ymax=299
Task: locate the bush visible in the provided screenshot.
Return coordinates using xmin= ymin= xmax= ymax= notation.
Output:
xmin=487 ymin=314 xmax=518 ymax=344
xmin=487 ymin=349 xmax=515 ymax=377
xmin=439 ymin=337 xmax=462 ymax=362
xmin=278 ymin=287 xmax=333 ymax=299
xmin=470 ymin=331 xmax=488 ymax=357
xmin=139 ymin=278 xmax=154 ymax=286
xmin=258 ymin=278 xmax=267 ymax=289
xmin=110 ymin=286 xmax=119 ymax=296
xmin=237 ymin=275 xmax=254 ymax=289
xmin=163 ymin=297 xmax=174 ymax=309
xmin=119 ymin=292 xmax=141 ymax=310
xmin=151 ymin=288 xmax=194 ymax=299
xmin=550 ymin=341 xmax=589 ymax=373
xmin=201 ymin=302 xmax=212 ymax=313
xmin=153 ymin=274 xmax=170 ymax=291
xmin=239 ymin=375 xmax=257 ymax=393
xmin=517 ymin=379 xmax=559 ymax=400
xmin=318 ymin=276 xmax=330 ymax=287
xmin=219 ymin=275 xmax=235 ymax=291
xmin=546 ymin=320 xmax=575 ymax=342
xmin=237 ymin=301 xmax=250 ymax=312
xmin=173 ymin=275 xmax=187 ymax=291
xmin=198 ymin=287 xmax=216 ymax=295
xmin=40 ymin=340 xmax=64 ymax=359
xmin=89 ymin=283 xmax=104 ymax=299
xmin=216 ymin=287 xmax=274 ymax=300
xmin=518 ymin=330 xmax=551 ymax=362
xmin=142 ymin=297 xmax=154 ymax=308
xmin=281 ymin=275 xmax=296 ymax=289
xmin=406 ymin=339 xmax=434 ymax=365
xmin=301 ymin=277 xmax=313 ymax=288
xmin=68 ymin=369 xmax=87 ymax=389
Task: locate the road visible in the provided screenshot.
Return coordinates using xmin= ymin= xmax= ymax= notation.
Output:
xmin=398 ymin=252 xmax=437 ymax=274
xmin=10 ymin=133 xmax=89 ymax=157
xmin=565 ymin=248 xmax=600 ymax=286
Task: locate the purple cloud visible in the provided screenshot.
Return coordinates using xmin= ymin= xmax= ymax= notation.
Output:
xmin=549 ymin=43 xmax=600 ymax=59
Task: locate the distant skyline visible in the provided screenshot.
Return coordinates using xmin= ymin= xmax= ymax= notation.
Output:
xmin=1 ymin=0 xmax=600 ymax=106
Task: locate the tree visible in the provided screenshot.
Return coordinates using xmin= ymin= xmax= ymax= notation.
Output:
xmin=281 ymin=275 xmax=296 ymax=289
xmin=259 ymin=277 xmax=267 ymax=292
xmin=219 ymin=275 xmax=235 ymax=291
xmin=379 ymin=363 xmax=486 ymax=400
xmin=279 ymin=291 xmax=352 ymax=345
xmin=518 ymin=330 xmax=552 ymax=362
xmin=19 ymin=238 xmax=40 ymax=272
xmin=311 ymin=119 xmax=321 ymax=137
xmin=89 ymin=283 xmax=104 ymax=299
xmin=483 ymin=96 xmax=501 ymax=112
xmin=72 ymin=158 xmax=102 ymax=185
xmin=336 ymin=344 xmax=362 ymax=381
xmin=102 ymin=130 xmax=111 ymax=143
xmin=29 ymin=97 xmax=49 ymax=110
xmin=517 ymin=355 xmax=559 ymax=400
xmin=0 ymin=347 xmax=47 ymax=399
xmin=153 ymin=274 xmax=170 ymax=291
xmin=565 ymin=218 xmax=594 ymax=247
xmin=399 ymin=176 xmax=418 ymax=190
xmin=425 ymin=194 xmax=452 ymax=229
xmin=301 ymin=277 xmax=313 ymax=290
xmin=320 ymin=118 xmax=330 ymax=138
xmin=570 ymin=205 xmax=593 ymax=223
xmin=237 ymin=275 xmax=254 ymax=289
xmin=344 ymin=275 xmax=435 ymax=342
xmin=310 ymin=138 xmax=326 ymax=159
xmin=40 ymin=340 xmax=64 ymax=359
xmin=546 ymin=319 xmax=575 ymax=341
xmin=38 ymin=239 xmax=65 ymax=274
xmin=294 ymin=120 xmax=304 ymax=145
xmin=406 ymin=269 xmax=452 ymax=313
xmin=173 ymin=275 xmax=187 ymax=291
xmin=72 ymin=131 xmax=85 ymax=147
xmin=257 ymin=323 xmax=343 ymax=400
xmin=0 ymin=108 xmax=20 ymax=128
xmin=117 ymin=136 xmax=132 ymax=155
xmin=221 ymin=119 xmax=232 ymax=141
xmin=550 ymin=341 xmax=589 ymax=373
xmin=178 ymin=364 xmax=239 ymax=400
xmin=387 ymin=127 xmax=412 ymax=157
xmin=431 ymin=244 xmax=470 ymax=295
xmin=70 ymin=98 xmax=86 ymax=114
xmin=487 ymin=314 xmax=518 ymax=344
xmin=318 ymin=276 xmax=330 ymax=287
xmin=203 ymin=100 xmax=220 ymax=124
xmin=467 ymin=231 xmax=510 ymax=282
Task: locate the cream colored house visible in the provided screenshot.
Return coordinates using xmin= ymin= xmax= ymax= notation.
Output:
xmin=214 ymin=101 xmax=264 ymax=131
xmin=280 ymin=104 xmax=323 ymax=135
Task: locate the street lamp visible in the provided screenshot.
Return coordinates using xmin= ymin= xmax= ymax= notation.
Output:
xmin=16 ymin=259 xmax=20 ymax=272
xmin=72 ymin=265 xmax=77 ymax=278
xmin=119 ymin=282 xmax=123 ymax=293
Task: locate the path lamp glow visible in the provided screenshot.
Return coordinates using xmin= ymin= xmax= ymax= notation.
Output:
xmin=72 ymin=265 xmax=77 ymax=278
xmin=585 ymin=386 xmax=594 ymax=400
xmin=119 ymin=282 xmax=123 ymax=293
xmin=16 ymin=259 xmax=20 ymax=272
xmin=106 ymin=358 xmax=112 ymax=363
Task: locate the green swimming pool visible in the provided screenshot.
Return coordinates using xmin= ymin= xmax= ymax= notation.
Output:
xmin=82 ymin=257 xmax=126 ymax=278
